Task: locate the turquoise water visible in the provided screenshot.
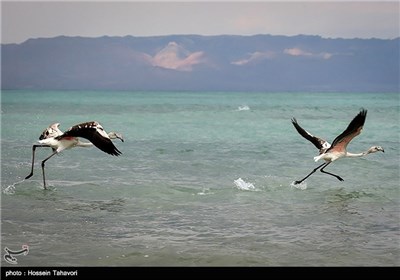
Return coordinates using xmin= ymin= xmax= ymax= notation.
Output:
xmin=1 ymin=90 xmax=399 ymax=266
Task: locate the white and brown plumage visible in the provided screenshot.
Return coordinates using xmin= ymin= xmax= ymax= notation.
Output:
xmin=25 ymin=121 xmax=124 ymax=189
xmin=291 ymin=109 xmax=384 ymax=184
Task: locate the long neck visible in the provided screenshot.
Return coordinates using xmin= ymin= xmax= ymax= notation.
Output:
xmin=346 ymin=150 xmax=369 ymax=158
xmin=76 ymin=141 xmax=93 ymax=148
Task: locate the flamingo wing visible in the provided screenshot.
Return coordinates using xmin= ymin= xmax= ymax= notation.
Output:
xmin=327 ymin=109 xmax=367 ymax=153
xmin=57 ymin=121 xmax=122 ymax=156
xmin=291 ymin=118 xmax=330 ymax=151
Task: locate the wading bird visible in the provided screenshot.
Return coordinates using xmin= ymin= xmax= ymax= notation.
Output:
xmin=25 ymin=121 xmax=124 ymax=189
xmin=291 ymin=109 xmax=384 ymax=184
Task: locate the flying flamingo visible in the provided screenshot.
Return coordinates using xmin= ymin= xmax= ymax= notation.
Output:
xmin=291 ymin=109 xmax=384 ymax=184
xmin=25 ymin=121 xmax=124 ymax=189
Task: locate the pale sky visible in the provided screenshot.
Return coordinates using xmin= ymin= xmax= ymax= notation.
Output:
xmin=1 ymin=0 xmax=399 ymax=44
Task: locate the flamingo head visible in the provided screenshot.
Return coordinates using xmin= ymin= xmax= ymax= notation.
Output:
xmin=108 ymin=132 xmax=124 ymax=142
xmin=368 ymin=146 xmax=384 ymax=153
xmin=39 ymin=123 xmax=62 ymax=140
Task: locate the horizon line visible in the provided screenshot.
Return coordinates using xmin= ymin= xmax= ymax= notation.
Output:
xmin=3 ymin=33 xmax=400 ymax=45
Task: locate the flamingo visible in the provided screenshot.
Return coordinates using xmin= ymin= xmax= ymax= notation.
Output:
xmin=25 ymin=121 xmax=124 ymax=189
xmin=291 ymin=109 xmax=384 ymax=184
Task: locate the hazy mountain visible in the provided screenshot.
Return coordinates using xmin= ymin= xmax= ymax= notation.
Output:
xmin=1 ymin=34 xmax=399 ymax=92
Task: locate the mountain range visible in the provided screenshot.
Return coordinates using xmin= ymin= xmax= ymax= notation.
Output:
xmin=2 ymin=34 xmax=399 ymax=92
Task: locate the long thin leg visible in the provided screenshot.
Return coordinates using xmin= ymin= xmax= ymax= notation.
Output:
xmin=320 ymin=162 xmax=344 ymax=181
xmin=25 ymin=145 xmax=50 ymax=180
xmin=294 ymin=162 xmax=327 ymax=184
xmin=41 ymin=151 xmax=58 ymax=189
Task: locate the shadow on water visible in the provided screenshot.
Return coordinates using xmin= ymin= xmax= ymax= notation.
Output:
xmin=319 ymin=186 xmax=385 ymax=219
xmin=328 ymin=187 xmax=377 ymax=201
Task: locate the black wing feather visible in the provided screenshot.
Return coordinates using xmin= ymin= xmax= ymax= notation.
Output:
xmin=57 ymin=121 xmax=122 ymax=156
xmin=328 ymin=109 xmax=367 ymax=150
xmin=291 ymin=118 xmax=327 ymax=150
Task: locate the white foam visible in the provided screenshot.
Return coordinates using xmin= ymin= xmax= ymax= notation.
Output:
xmin=2 ymin=179 xmax=26 ymax=195
xmin=290 ymin=181 xmax=308 ymax=190
xmin=196 ymin=188 xmax=214 ymax=195
xmin=234 ymin=178 xmax=257 ymax=191
xmin=237 ymin=105 xmax=250 ymax=111
xmin=3 ymin=185 xmax=16 ymax=195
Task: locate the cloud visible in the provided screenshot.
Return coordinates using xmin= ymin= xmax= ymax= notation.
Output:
xmin=231 ymin=51 xmax=276 ymax=65
xmin=284 ymin=47 xmax=333 ymax=60
xmin=150 ymin=42 xmax=205 ymax=71
xmin=232 ymin=47 xmax=340 ymax=66
xmin=284 ymin=48 xmax=312 ymax=57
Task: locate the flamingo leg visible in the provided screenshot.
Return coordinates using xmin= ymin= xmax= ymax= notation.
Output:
xmin=41 ymin=150 xmax=58 ymax=189
xmin=25 ymin=145 xmax=50 ymax=180
xmin=294 ymin=162 xmax=327 ymax=184
xmin=320 ymin=163 xmax=344 ymax=181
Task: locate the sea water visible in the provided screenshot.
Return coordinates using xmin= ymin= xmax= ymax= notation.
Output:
xmin=1 ymin=90 xmax=399 ymax=266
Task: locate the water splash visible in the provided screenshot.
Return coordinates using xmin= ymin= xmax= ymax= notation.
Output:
xmin=3 ymin=179 xmax=26 ymax=195
xmin=290 ymin=181 xmax=307 ymax=190
xmin=234 ymin=178 xmax=258 ymax=191
xmin=3 ymin=185 xmax=16 ymax=195
xmin=196 ymin=188 xmax=214 ymax=195
xmin=237 ymin=105 xmax=250 ymax=111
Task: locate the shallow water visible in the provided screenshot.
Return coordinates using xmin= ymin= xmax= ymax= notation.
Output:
xmin=1 ymin=91 xmax=399 ymax=266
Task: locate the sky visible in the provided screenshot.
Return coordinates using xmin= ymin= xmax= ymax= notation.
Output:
xmin=1 ymin=0 xmax=399 ymax=44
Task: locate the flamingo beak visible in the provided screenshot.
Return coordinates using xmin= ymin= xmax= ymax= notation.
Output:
xmin=116 ymin=133 xmax=124 ymax=142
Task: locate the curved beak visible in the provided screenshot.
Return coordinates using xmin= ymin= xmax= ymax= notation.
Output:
xmin=115 ymin=133 xmax=124 ymax=142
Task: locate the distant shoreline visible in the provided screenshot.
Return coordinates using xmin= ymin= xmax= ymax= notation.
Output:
xmin=2 ymin=35 xmax=399 ymax=92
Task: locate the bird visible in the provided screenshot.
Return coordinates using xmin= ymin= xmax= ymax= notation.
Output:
xmin=25 ymin=121 xmax=124 ymax=189
xmin=291 ymin=109 xmax=384 ymax=184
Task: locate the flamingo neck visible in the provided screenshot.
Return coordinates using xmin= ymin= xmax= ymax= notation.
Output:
xmin=346 ymin=151 xmax=367 ymax=158
xmin=76 ymin=141 xmax=93 ymax=148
